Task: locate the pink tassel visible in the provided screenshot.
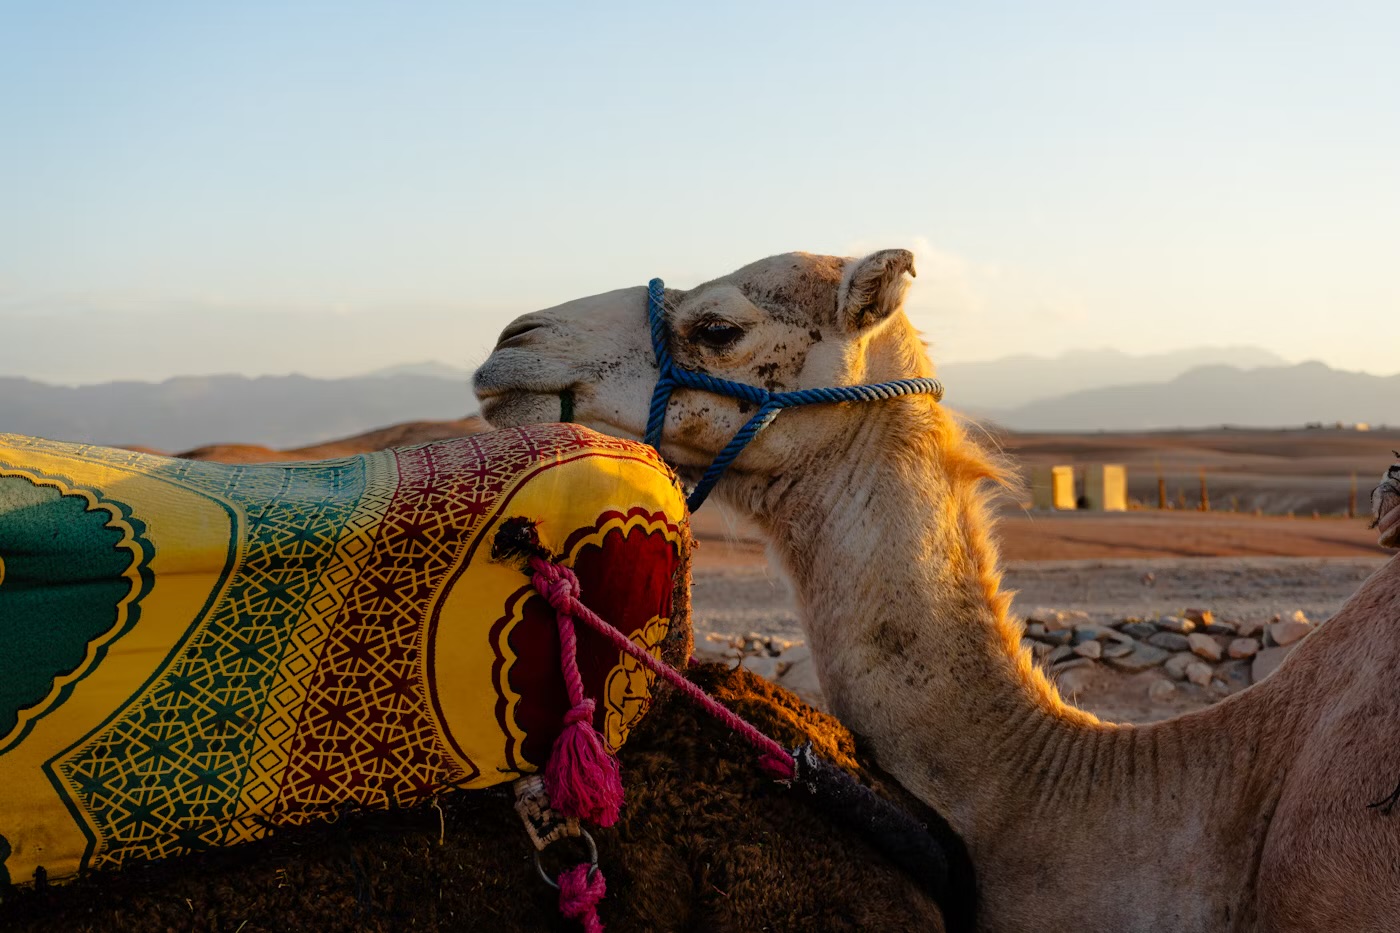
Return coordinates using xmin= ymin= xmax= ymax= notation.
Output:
xmin=559 ymin=862 xmax=607 ymax=933
xmin=545 ymin=699 xmax=624 ymax=827
xmin=530 ymin=556 xmax=626 ymax=827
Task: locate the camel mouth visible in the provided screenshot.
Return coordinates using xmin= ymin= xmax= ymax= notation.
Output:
xmin=475 ymin=383 xmax=569 ymax=403
xmin=472 ymin=370 xmax=571 ymax=403
xmin=476 ymin=395 xmax=713 ymax=486
xmin=477 ymin=388 xmax=569 ymax=429
xmin=472 ymin=349 xmax=578 ymax=427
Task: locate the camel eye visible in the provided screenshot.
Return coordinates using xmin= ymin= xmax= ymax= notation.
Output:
xmin=693 ymin=318 xmax=745 ymax=350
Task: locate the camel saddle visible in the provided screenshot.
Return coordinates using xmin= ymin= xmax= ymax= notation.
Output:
xmin=0 ymin=424 xmax=691 ymax=887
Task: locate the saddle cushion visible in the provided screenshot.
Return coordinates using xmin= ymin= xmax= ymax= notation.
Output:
xmin=0 ymin=424 xmax=690 ymax=886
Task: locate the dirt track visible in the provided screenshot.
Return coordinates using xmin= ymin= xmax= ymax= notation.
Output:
xmin=688 ymin=503 xmax=1394 ymax=637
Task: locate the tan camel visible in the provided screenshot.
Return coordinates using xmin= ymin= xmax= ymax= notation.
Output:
xmin=475 ymin=249 xmax=1400 ymax=932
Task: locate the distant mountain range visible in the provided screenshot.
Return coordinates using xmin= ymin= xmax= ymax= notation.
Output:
xmin=362 ymin=361 xmax=475 ymax=381
xmin=937 ymin=346 xmax=1289 ymax=411
xmin=2 ymin=350 xmax=1396 ymax=449
xmin=0 ymin=371 xmax=476 ymax=450
xmin=979 ymin=360 xmax=1399 ymax=431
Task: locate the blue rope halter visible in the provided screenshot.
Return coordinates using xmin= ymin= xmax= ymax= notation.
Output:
xmin=642 ymin=277 xmax=945 ymax=512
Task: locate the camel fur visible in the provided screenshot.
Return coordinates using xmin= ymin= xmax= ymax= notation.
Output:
xmin=476 ymin=249 xmax=1400 ymax=932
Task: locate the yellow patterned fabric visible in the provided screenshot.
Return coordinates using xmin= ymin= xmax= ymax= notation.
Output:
xmin=0 ymin=425 xmax=690 ymax=887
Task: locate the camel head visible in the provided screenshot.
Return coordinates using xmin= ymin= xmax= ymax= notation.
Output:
xmin=474 ymin=250 xmax=933 ymax=496
xmin=1373 ymin=457 xmax=1400 ymax=548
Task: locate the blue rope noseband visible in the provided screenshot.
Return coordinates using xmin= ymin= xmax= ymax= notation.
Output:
xmin=642 ymin=277 xmax=945 ymax=511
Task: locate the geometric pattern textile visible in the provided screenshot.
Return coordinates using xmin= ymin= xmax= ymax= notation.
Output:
xmin=0 ymin=424 xmax=690 ymax=887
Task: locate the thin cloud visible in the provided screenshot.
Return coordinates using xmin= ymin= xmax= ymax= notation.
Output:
xmin=838 ymin=237 xmax=1113 ymax=364
xmin=1036 ymin=297 xmax=1090 ymax=326
xmin=844 ymin=236 xmax=991 ymax=320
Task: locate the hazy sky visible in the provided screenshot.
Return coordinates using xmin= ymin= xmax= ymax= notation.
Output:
xmin=2 ymin=2 xmax=1397 ymax=384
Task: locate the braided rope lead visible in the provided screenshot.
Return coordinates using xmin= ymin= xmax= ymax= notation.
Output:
xmin=530 ymin=557 xmax=796 ymax=781
xmin=643 ymin=277 xmax=944 ymax=510
xmin=536 ymin=564 xmax=625 ymax=829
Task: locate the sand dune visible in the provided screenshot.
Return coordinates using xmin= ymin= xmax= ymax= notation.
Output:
xmin=167 ymin=417 xmax=488 ymax=463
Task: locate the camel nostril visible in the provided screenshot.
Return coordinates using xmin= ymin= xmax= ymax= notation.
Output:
xmin=497 ymin=318 xmax=547 ymax=349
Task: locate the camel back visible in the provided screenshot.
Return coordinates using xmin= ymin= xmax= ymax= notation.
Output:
xmin=0 ymin=424 xmax=691 ymax=887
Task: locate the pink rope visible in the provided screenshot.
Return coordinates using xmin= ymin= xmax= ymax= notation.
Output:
xmin=529 ymin=557 xmax=796 ymax=781
xmin=536 ymin=561 xmax=625 ymax=827
xmin=558 ymin=863 xmax=607 ymax=933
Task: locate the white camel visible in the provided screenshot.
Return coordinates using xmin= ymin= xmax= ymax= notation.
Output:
xmin=475 ymin=249 xmax=1400 ymax=932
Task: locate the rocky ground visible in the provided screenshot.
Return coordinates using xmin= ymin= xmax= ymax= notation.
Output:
xmin=691 ymin=555 xmax=1393 ymax=724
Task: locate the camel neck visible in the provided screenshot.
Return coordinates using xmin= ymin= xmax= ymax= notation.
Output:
xmin=736 ymin=401 xmax=1084 ymax=815
xmin=722 ymin=403 xmax=1286 ymax=930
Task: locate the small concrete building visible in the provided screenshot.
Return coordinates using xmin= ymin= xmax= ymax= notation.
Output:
xmin=1083 ymin=464 xmax=1128 ymax=511
xmin=1030 ymin=465 xmax=1078 ymax=510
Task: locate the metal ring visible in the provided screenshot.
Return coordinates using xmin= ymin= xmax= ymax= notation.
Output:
xmin=532 ymin=828 xmax=599 ymax=890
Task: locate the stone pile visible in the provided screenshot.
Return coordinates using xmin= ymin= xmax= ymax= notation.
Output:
xmin=1021 ymin=606 xmax=1318 ymax=700
xmin=694 ymin=630 xmax=823 ymax=705
xmin=694 ymin=607 xmax=1321 ymax=711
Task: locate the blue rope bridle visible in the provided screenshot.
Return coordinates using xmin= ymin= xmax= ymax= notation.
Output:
xmin=642 ymin=277 xmax=945 ymax=511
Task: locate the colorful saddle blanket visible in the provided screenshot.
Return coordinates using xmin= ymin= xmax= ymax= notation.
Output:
xmin=0 ymin=424 xmax=690 ymax=886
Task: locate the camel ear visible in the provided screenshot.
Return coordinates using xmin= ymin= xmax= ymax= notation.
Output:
xmin=838 ymin=249 xmax=917 ymax=332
